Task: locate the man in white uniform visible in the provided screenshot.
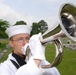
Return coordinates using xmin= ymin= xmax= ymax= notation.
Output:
xmin=0 ymin=25 xmax=60 ymax=75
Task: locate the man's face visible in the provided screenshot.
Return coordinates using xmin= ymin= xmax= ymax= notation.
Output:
xmin=9 ymin=33 xmax=30 ymax=56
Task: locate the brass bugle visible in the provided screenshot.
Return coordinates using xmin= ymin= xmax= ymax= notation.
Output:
xmin=26 ymin=3 xmax=76 ymax=68
xmin=40 ymin=3 xmax=76 ymax=68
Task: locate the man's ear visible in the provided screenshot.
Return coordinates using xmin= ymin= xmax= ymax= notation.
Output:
xmin=9 ymin=40 xmax=13 ymax=48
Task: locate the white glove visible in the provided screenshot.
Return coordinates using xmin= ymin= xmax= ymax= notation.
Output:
xmin=21 ymin=43 xmax=29 ymax=55
xmin=29 ymin=33 xmax=45 ymax=60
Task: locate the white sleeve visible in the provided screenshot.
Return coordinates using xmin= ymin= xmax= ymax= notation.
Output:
xmin=15 ymin=56 xmax=44 ymax=75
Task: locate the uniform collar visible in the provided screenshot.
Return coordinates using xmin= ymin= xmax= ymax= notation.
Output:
xmin=12 ymin=52 xmax=26 ymax=66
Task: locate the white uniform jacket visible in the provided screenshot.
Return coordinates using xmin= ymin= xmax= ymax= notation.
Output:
xmin=0 ymin=53 xmax=60 ymax=75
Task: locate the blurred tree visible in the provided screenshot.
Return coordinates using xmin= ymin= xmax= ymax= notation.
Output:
xmin=14 ymin=21 xmax=27 ymax=25
xmin=31 ymin=20 xmax=48 ymax=36
xmin=31 ymin=22 xmax=39 ymax=36
xmin=0 ymin=19 xmax=10 ymax=38
xmin=38 ymin=20 xmax=48 ymax=34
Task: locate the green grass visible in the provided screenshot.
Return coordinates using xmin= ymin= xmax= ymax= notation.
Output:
xmin=45 ymin=44 xmax=76 ymax=75
xmin=0 ymin=39 xmax=12 ymax=62
xmin=58 ymin=48 xmax=76 ymax=75
xmin=0 ymin=39 xmax=76 ymax=75
xmin=0 ymin=39 xmax=9 ymax=52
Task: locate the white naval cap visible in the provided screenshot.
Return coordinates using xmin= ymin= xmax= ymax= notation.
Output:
xmin=5 ymin=25 xmax=32 ymax=38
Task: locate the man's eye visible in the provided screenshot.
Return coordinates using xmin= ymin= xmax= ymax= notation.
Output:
xmin=18 ymin=38 xmax=23 ymax=41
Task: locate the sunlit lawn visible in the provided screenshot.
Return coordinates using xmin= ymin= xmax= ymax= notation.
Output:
xmin=45 ymin=44 xmax=76 ymax=75
xmin=0 ymin=39 xmax=76 ymax=75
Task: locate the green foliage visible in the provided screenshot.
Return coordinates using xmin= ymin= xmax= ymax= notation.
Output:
xmin=0 ymin=19 xmax=9 ymax=28
xmin=30 ymin=22 xmax=39 ymax=36
xmin=38 ymin=20 xmax=48 ymax=34
xmin=31 ymin=20 xmax=48 ymax=36
xmin=14 ymin=21 xmax=27 ymax=25
xmin=0 ymin=19 xmax=10 ymax=38
xmin=0 ymin=31 xmax=8 ymax=38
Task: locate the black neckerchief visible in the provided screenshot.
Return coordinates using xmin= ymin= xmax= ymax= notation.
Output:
xmin=12 ymin=52 xmax=26 ymax=67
